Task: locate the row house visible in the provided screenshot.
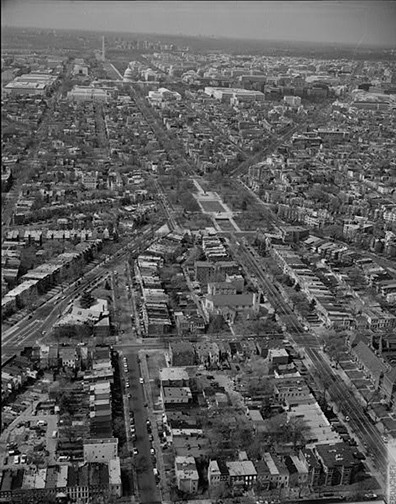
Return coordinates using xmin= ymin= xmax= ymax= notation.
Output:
xmin=362 ymin=308 xmax=396 ymax=331
xmin=256 ymin=453 xmax=289 ymax=489
xmin=208 ymin=458 xmax=257 ymax=488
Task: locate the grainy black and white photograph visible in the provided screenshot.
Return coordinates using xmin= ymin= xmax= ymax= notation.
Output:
xmin=1 ymin=1 xmax=396 ymax=503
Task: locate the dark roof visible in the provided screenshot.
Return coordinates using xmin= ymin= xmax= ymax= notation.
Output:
xmin=217 ymin=459 xmax=230 ymax=476
xmin=0 ymin=469 xmax=13 ymax=492
xmin=45 ymin=466 xmax=59 ymax=489
xmin=316 ymin=442 xmax=357 ymax=467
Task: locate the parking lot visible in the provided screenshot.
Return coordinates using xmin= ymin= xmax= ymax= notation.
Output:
xmin=0 ymin=377 xmax=63 ymax=468
xmin=1 ymin=412 xmax=58 ymax=470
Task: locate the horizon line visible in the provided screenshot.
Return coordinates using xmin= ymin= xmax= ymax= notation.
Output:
xmin=1 ymin=25 xmax=395 ymax=51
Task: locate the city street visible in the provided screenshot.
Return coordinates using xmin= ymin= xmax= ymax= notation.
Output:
xmin=236 ymin=240 xmax=387 ymax=494
xmin=2 ymin=228 xmax=158 ymax=363
xmin=123 ymin=350 xmax=160 ymax=503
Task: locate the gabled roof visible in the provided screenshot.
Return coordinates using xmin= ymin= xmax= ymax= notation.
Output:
xmin=353 ymin=341 xmax=387 ymax=376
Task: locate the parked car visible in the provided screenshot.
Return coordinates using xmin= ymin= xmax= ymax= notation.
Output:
xmin=133 ymin=448 xmax=139 ymax=455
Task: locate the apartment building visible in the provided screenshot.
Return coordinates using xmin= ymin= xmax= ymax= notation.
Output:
xmin=175 ymin=456 xmax=199 ymax=494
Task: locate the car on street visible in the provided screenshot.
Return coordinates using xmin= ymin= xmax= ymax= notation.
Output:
xmin=125 ymin=381 xmax=130 ymax=388
xmin=364 ymin=494 xmax=377 ymax=500
xmin=139 ymin=377 xmax=144 ymax=384
xmin=150 ymin=448 xmax=156 ymax=455
xmin=133 ymin=448 xmax=139 ymax=455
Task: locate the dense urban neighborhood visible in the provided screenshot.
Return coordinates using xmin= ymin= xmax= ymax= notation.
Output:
xmin=1 ymin=22 xmax=396 ymax=504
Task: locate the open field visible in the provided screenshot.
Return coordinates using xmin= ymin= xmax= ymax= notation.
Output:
xmin=199 ymin=200 xmax=227 ymax=213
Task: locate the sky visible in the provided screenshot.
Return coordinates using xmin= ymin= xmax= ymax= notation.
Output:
xmin=2 ymin=0 xmax=396 ymax=48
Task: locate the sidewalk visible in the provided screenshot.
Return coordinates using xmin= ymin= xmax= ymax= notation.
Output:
xmin=304 ymin=348 xmax=385 ymax=490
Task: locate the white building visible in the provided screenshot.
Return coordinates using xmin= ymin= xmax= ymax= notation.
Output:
xmin=67 ymin=86 xmax=110 ymax=102
xmin=175 ymin=456 xmax=199 ymax=494
xmin=83 ymin=438 xmax=118 ymax=463
xmin=284 ymin=95 xmax=302 ymax=107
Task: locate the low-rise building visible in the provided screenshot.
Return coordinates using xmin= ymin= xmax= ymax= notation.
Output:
xmin=175 ymin=456 xmax=199 ymax=494
xmin=204 ymin=293 xmax=259 ymax=323
xmin=162 ymin=386 xmax=192 ymax=405
xmin=351 ymin=340 xmax=388 ymax=389
xmin=83 ymin=438 xmax=118 ymax=463
xmin=314 ymin=443 xmax=359 ymax=486
xmin=159 ymin=367 xmax=189 ymax=387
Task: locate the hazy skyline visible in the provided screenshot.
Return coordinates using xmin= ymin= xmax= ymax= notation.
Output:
xmin=2 ymin=1 xmax=396 ymax=48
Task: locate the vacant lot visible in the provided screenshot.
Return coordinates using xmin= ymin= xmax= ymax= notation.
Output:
xmin=144 ymin=350 xmax=168 ymax=411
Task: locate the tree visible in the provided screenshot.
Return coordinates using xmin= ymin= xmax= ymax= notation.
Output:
xmin=113 ymin=416 xmax=126 ymax=443
xmin=207 ymin=314 xmax=226 ymax=334
xmin=58 ymin=392 xmax=78 ymax=416
xmin=323 ymin=330 xmax=347 ymax=368
xmin=284 ymin=415 xmax=310 ymax=448
xmin=80 ymin=291 xmax=95 ymax=309
xmin=323 ymin=224 xmax=344 ymax=240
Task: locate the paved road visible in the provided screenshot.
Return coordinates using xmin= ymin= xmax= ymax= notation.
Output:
xmin=236 ymin=240 xmax=387 ymax=493
xmin=124 ymin=350 xmax=160 ymax=503
xmin=2 ymin=229 xmax=158 ymax=364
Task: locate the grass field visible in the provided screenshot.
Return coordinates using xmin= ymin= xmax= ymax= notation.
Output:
xmin=215 ymin=218 xmax=236 ymax=231
xmin=199 ymin=200 xmax=227 ymax=213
